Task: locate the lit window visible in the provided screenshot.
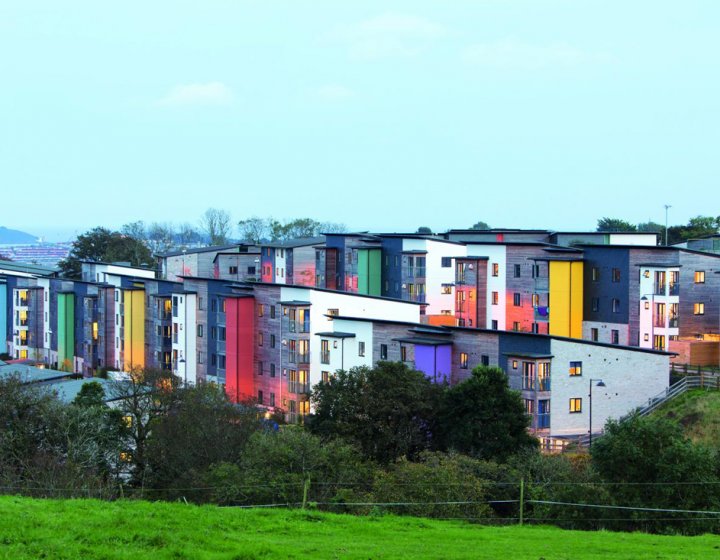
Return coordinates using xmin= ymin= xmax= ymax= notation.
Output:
xmin=441 ymin=284 xmax=452 ymax=294
xmin=694 ymin=303 xmax=705 ymax=315
xmin=512 ymin=321 xmax=520 ymax=331
xmin=492 ymin=263 xmax=499 ymax=277
xmin=569 ymin=361 xmax=582 ymax=376
xmin=512 ymin=360 xmax=518 ymax=369
xmin=569 ymin=398 xmax=582 ymax=413
xmin=460 ymin=352 xmax=469 ymax=369
xmin=492 ymin=292 xmax=499 ymax=305
xmin=258 ymin=304 xmax=264 ymax=317
xmin=694 ymin=271 xmax=705 ymax=283
xmin=591 ymin=268 xmax=600 ymax=281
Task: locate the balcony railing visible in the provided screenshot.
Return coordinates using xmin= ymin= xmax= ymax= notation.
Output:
xmin=288 ymin=381 xmax=310 ymax=395
xmin=654 ymin=283 xmax=666 ymax=296
xmin=320 ymin=351 xmax=330 ymax=364
xmin=669 ymin=317 xmax=679 ymax=328
xmin=538 ymin=377 xmax=551 ymax=392
xmin=535 ymin=413 xmax=551 ymax=429
xmin=534 ymin=277 xmax=550 ymax=292
xmin=403 ymin=267 xmax=426 ymax=279
xmin=669 ymin=283 xmax=679 ymax=295
xmin=298 ymin=352 xmax=310 ymax=364
xmin=654 ymin=316 xmax=666 ymax=328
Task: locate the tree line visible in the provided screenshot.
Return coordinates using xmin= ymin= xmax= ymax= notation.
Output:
xmin=1 ymin=363 xmax=719 ymax=535
xmin=597 ymin=215 xmax=720 ymax=244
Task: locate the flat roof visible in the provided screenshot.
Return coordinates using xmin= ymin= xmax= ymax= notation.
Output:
xmin=262 ymin=236 xmax=326 ymax=249
xmin=315 ymin=331 xmax=357 ymax=338
xmin=504 ymin=352 xmax=554 ymax=359
xmin=157 ymin=243 xmax=250 ymax=258
xmin=394 ymin=337 xmax=453 ymax=346
xmin=0 ymin=261 xmax=59 ymax=275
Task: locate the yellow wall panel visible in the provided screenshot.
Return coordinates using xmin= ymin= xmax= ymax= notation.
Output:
xmin=549 ymin=261 xmax=583 ymax=339
xmin=123 ymin=290 xmax=145 ymax=370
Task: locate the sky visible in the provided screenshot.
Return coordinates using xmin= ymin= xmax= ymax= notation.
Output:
xmin=1 ymin=1 xmax=719 ymax=241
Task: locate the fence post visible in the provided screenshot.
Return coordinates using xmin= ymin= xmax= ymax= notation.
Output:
xmin=519 ymin=478 xmax=525 ymax=526
xmin=302 ymin=477 xmax=311 ymax=510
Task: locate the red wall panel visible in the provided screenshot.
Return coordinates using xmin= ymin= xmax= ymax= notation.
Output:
xmin=226 ymin=297 xmax=255 ymax=403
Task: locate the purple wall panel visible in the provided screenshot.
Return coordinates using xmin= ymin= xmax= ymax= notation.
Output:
xmin=415 ymin=344 xmax=452 ymax=383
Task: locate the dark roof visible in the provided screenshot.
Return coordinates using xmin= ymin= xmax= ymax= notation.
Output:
xmin=445 ymin=229 xmax=551 ymax=234
xmin=279 ymin=300 xmax=312 ymax=306
xmin=331 ymin=315 xmax=676 ymax=356
xmin=79 ymin=260 xmax=156 ymax=272
xmin=262 ymin=236 xmax=326 ymax=249
xmin=315 ymin=331 xmax=357 ymax=338
xmin=503 ymin=352 xmax=554 ymax=359
xmin=393 ymin=337 xmax=453 ymax=346
xmin=402 ymin=250 xmax=428 ymax=254
xmin=635 ymin=263 xmax=682 ymax=267
xmin=0 ymin=261 xmax=59 ymax=275
xmin=157 ymin=244 xmax=250 ymax=258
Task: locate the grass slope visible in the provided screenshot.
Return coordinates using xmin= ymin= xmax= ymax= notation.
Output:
xmin=656 ymin=388 xmax=720 ymax=447
xmin=0 ymin=497 xmax=719 ymax=559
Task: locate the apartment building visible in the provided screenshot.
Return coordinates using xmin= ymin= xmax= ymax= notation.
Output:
xmin=319 ymin=315 xmax=670 ymax=442
xmin=158 ymin=244 xmax=258 ymax=281
xmin=259 ymin=237 xmax=325 ymax=286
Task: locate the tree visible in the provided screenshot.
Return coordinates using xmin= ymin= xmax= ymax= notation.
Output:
xmin=144 ymin=383 xmax=262 ymax=500
xmin=237 ymin=216 xmax=270 ymax=244
xmin=637 ymin=221 xmax=664 ymax=234
xmin=596 ymin=218 xmax=637 ymax=232
xmin=72 ymin=381 xmax=107 ymax=408
xmin=58 ymin=227 xmax=154 ymax=278
xmin=435 ymin=366 xmax=537 ymax=462
xmin=200 ymin=208 xmax=232 ymax=245
xmin=205 ymin=428 xmax=373 ymax=507
xmin=121 ymin=221 xmax=147 ymax=241
xmin=107 ymin=368 xmax=181 ymax=486
xmin=471 ymin=221 xmax=490 ymax=230
xmin=318 ymin=221 xmax=348 ymax=234
xmin=146 ymin=222 xmax=176 ymax=254
xmin=177 ymin=222 xmax=202 ymax=247
xmin=667 ymin=215 xmax=720 ymax=244
xmin=591 ymin=414 xmax=720 ymax=533
xmin=309 ymin=363 xmax=443 ymax=464
xmin=416 ymin=226 xmax=433 ymax=234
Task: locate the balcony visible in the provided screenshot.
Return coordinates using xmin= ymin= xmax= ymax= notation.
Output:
xmin=288 ymin=321 xmax=311 ymax=334
xmin=535 ymin=413 xmax=551 ymax=429
xmin=320 ymin=351 xmax=330 ymax=364
xmin=654 ymin=316 xmax=666 ymax=328
xmin=538 ymin=377 xmax=551 ymax=392
xmin=288 ymin=381 xmax=310 ymax=395
xmin=654 ymin=283 xmax=666 ymax=296
xmin=403 ymin=267 xmax=426 ymax=279
xmin=534 ymin=277 xmax=550 ymax=292
xmin=669 ymin=283 xmax=679 ymax=296
xmin=669 ymin=317 xmax=679 ymax=328
xmin=298 ymin=352 xmax=310 ymax=365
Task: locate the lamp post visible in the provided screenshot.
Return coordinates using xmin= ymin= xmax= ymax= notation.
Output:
xmin=664 ymin=204 xmax=672 ymax=246
xmin=589 ymin=378 xmax=606 ymax=447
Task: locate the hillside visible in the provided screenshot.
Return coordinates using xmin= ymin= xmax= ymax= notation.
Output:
xmin=0 ymin=497 xmax=718 ymax=559
xmin=655 ymin=388 xmax=720 ymax=447
xmin=0 ymin=226 xmax=37 ymax=244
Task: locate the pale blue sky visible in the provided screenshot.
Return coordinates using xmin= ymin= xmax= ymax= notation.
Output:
xmin=1 ymin=1 xmax=718 ymax=241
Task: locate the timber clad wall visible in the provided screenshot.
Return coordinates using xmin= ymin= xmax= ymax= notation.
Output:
xmin=678 ymin=251 xmax=720 ymax=336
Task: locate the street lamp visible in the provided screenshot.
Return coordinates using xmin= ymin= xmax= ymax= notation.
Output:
xmin=664 ymin=205 xmax=672 ymax=246
xmin=589 ymin=378 xmax=606 ymax=447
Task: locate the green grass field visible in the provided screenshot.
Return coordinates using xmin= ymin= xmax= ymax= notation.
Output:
xmin=657 ymin=388 xmax=720 ymax=447
xmin=0 ymin=497 xmax=719 ymax=559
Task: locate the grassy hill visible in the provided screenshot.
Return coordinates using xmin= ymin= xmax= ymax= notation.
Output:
xmin=655 ymin=388 xmax=720 ymax=447
xmin=0 ymin=497 xmax=718 ymax=559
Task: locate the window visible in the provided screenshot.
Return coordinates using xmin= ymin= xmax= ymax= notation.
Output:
xmin=569 ymin=361 xmax=582 ymax=376
xmin=569 ymin=398 xmax=582 ymax=413
xmin=211 ymin=299 xmax=217 ymax=312
xmin=694 ymin=303 xmax=705 ymax=315
xmin=380 ymin=344 xmax=388 ymax=360
xmin=591 ymin=267 xmax=600 ymax=282
xmin=211 ymin=354 xmax=217 ymax=366
xmin=492 ymin=292 xmax=499 ymax=305
xmin=358 ymin=341 xmax=365 ymax=357
xmin=512 ymin=360 xmax=518 ymax=369
xmin=198 ymin=352 xmax=204 ymax=364
xmin=270 ymin=363 xmax=276 ymax=377
xmin=270 ymin=305 xmax=276 ymax=318
xmin=321 ymin=339 xmax=330 ymax=364
xmin=695 ymin=271 xmax=706 ymax=283
xmin=644 ymin=333 xmax=650 ymax=342
xmin=514 ymin=264 xmax=521 ymax=278
xmin=441 ymin=284 xmax=452 ymax=295
xmin=591 ymin=297 xmax=599 ymax=312
xmin=460 ymin=352 xmax=468 ymax=369
xmin=327 ymin=308 xmax=339 ymax=320
xmin=269 ymin=393 xmax=275 ymax=407
xmin=219 ymin=355 xmax=226 ymax=369
xmin=219 ymin=327 xmax=226 ymax=341
xmin=258 ymin=304 xmax=264 ymax=317
xmin=591 ymin=328 xmax=599 ymax=342
xmin=481 ymin=355 xmax=489 ymax=366
xmin=611 ymin=330 xmax=619 ymax=345
xmin=229 ymin=266 xmax=238 ymax=275
xmin=531 ymin=323 xmax=539 ymax=334
xmin=492 ymin=263 xmax=499 ymax=277
xmin=198 ymin=325 xmax=203 ymax=337
xmin=612 ymin=298 xmax=620 ymax=313
xmin=258 ymin=332 xmax=264 ymax=346
xmin=441 ymin=257 xmax=452 ymax=267
xmin=491 ymin=320 xmax=498 ymax=330
xmin=270 ymin=334 xmax=276 ymax=348
xmin=257 ymin=391 xmax=264 ymax=405
xmin=211 ymin=327 xmax=217 ymax=340
xmin=257 ymin=361 xmax=263 ymax=375
xmin=612 ymin=268 xmax=621 ymax=282
xmin=653 ymin=335 xmax=666 ymax=351
xmin=400 ymin=345 xmax=408 ymax=362
xmin=513 ymin=293 xmax=521 ymax=307
xmin=322 ymin=371 xmax=330 ymax=384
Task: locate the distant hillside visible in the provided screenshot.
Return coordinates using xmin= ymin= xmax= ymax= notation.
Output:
xmin=654 ymin=388 xmax=720 ymax=447
xmin=0 ymin=227 xmax=38 ymax=244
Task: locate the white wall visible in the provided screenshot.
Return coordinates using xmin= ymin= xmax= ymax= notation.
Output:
xmin=582 ymin=321 xmax=629 ymax=345
xmin=608 ymin=233 xmax=658 ymax=246
xmin=411 ymin=239 xmax=466 ymax=316
xmin=280 ymin=286 xmax=420 ymax=387
xmin=317 ymin=318 xmax=374 ymax=375
xmin=172 ymin=293 xmax=197 ymax=385
xmin=549 ymin=339 xmax=669 ymax=437
xmin=84 ymin=263 xmax=155 ymax=283
xmin=274 ymin=250 xmax=287 ymax=284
